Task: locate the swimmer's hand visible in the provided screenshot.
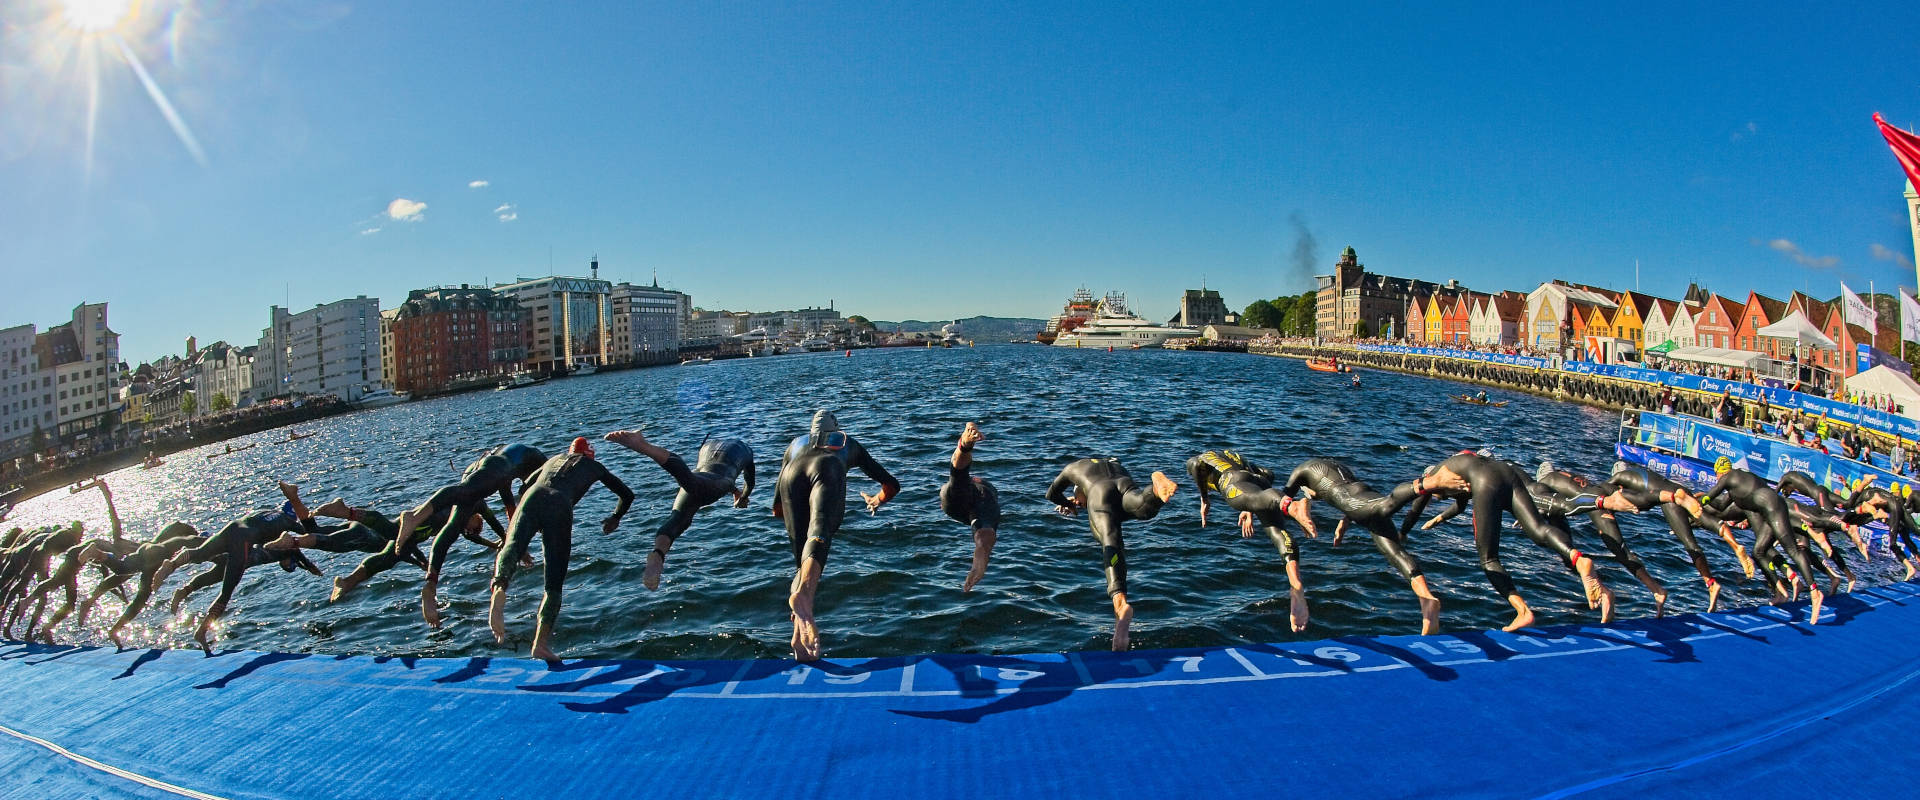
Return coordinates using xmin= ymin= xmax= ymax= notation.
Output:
xmin=731 ymin=489 xmax=749 ymax=509
xmin=1420 ymin=515 xmax=1445 ymax=531
xmin=601 ymin=515 xmax=621 ymax=534
xmin=1426 ymin=467 xmax=1470 ymax=493
xmin=1198 ymin=500 xmax=1210 ymax=527
xmin=959 ymin=422 xmax=985 ymax=449
xmin=772 ymin=498 xmax=784 ymax=519
xmin=1238 ymin=511 xmax=1256 ymax=538
xmin=1332 ymin=519 xmax=1348 ymax=546
xmin=861 ymin=491 xmax=884 ymax=515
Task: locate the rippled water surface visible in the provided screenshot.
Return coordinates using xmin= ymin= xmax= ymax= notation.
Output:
xmin=9 ymin=346 xmax=1903 ymax=660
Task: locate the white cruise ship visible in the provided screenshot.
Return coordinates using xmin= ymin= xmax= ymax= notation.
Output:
xmin=1050 ymin=292 xmax=1200 ymax=349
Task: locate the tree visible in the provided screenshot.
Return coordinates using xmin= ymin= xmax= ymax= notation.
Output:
xmin=1352 ymin=320 xmax=1373 ymax=338
xmin=845 ymin=315 xmax=876 ymax=332
xmin=1242 ymin=299 xmax=1279 ymax=330
xmin=212 ymin=393 xmax=233 ymax=412
xmin=1283 ymin=291 xmax=1317 ymax=336
xmin=181 ymin=392 xmax=198 ymax=417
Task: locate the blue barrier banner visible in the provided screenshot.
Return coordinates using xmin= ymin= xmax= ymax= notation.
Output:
xmin=1634 ymin=412 xmax=1908 ymax=491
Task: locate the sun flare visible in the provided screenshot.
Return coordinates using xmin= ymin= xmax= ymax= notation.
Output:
xmin=59 ymin=0 xmax=136 ymax=33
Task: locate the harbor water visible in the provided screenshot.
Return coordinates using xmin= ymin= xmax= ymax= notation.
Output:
xmin=6 ymin=346 xmax=1904 ymax=661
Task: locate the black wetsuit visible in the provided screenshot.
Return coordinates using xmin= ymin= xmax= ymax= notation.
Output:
xmin=775 ymin=414 xmax=899 ymax=567
xmin=652 ymin=438 xmax=755 ymax=543
xmin=1607 ymin=465 xmax=1729 ymax=585
xmin=349 ymin=506 xmax=471 ymax=581
xmin=0 ymin=526 xmax=82 ymax=613
xmin=1536 ymin=468 xmax=1652 ymax=579
xmin=492 ymin=453 xmax=633 ymax=628
xmin=1046 ymin=457 xmax=1169 ymax=597
xmin=168 ymin=509 xmax=313 ymax=616
xmin=76 ymin=523 xmax=201 ymax=633
xmin=1777 ymin=471 xmax=1858 ymax=519
xmin=422 ymin=449 xmax=536 ymax=583
xmin=1280 ymin=458 xmax=1426 ymax=580
xmin=941 ymin=449 xmax=1001 ymax=534
xmin=1188 ymin=450 xmax=1300 ymax=562
xmin=1855 ymin=487 xmax=1920 ymax=561
xmin=1700 ymin=468 xmax=1817 ymax=588
xmin=1401 ymin=453 xmax=1584 ymax=599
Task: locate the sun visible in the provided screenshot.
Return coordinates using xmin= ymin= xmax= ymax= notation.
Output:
xmin=59 ymin=0 xmax=137 ymax=33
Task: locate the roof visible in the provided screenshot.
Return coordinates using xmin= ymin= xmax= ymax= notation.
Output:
xmin=1653 ymin=297 xmax=1680 ymax=320
xmin=1666 ymin=346 xmax=1767 ymax=369
xmin=1746 ymin=292 xmax=1787 ymax=324
xmin=1624 ymin=291 xmax=1662 ymax=319
xmin=1493 ymin=294 xmax=1526 ymax=320
xmin=1700 ymin=294 xmax=1746 ymax=324
xmin=1788 ymin=291 xmax=1831 ymax=330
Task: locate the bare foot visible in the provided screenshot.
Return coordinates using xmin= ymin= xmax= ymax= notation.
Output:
xmin=603 ymin=429 xmax=648 ymax=449
xmin=643 ymin=549 xmax=665 ymax=591
xmin=1732 ymin=542 xmax=1754 ymax=579
xmin=263 ymin=532 xmax=302 ymax=551
xmin=1112 ymin=597 xmax=1134 ymax=651
xmin=1286 ymin=497 xmax=1316 ymax=538
xmin=329 ymin=577 xmax=351 ymax=603
xmin=1705 ymin=579 xmax=1722 ymax=613
xmin=1503 ymin=609 xmax=1536 ymax=632
xmin=1149 ymin=472 xmax=1178 ymax=502
xmin=1596 ymin=584 xmax=1616 ymax=623
xmin=1808 ymin=588 xmax=1824 ymax=626
xmin=421 ymin=584 xmax=442 ymax=628
xmin=314 ymin=498 xmax=351 ymax=519
xmin=532 ymin=645 xmax=559 ymax=662
xmin=1289 ymin=590 xmax=1309 ymax=633
xmin=790 ymin=614 xmax=821 ymax=662
xmin=1905 ymin=559 xmax=1916 ymax=581
xmin=1652 ymin=587 xmax=1668 ymax=618
xmin=488 ymin=588 xmax=508 ymax=646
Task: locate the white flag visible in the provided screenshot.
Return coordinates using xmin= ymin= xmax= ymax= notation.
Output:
xmin=1902 ymin=289 xmax=1920 ymax=345
xmin=1841 ymin=282 xmax=1878 ymax=330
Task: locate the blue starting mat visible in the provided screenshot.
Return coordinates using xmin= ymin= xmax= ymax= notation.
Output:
xmin=4 ymin=582 xmax=1920 ymax=799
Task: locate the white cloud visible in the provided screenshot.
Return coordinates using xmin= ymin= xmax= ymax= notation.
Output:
xmin=495 ymin=203 xmax=517 ymax=222
xmin=359 ymin=227 xmax=382 ymax=236
xmin=468 ymin=180 xmax=489 ymax=189
xmin=386 ymin=197 xmax=427 ymax=222
xmin=1731 ymin=121 xmax=1759 ymax=143
xmin=1872 ymin=243 xmax=1915 ymax=270
xmin=1764 ymin=238 xmax=1839 ymax=269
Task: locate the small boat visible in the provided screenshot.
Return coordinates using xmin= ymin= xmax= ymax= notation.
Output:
xmin=280 ymin=431 xmax=317 ymax=443
xmin=139 ymin=457 xmax=165 ymax=470
xmin=1452 ymin=394 xmax=1509 ymax=407
xmin=1305 ymin=359 xmax=1341 ymax=373
xmin=496 ymin=371 xmax=546 ymax=391
xmin=570 ymin=363 xmax=598 ymax=376
xmin=680 ymin=357 xmax=713 ymax=366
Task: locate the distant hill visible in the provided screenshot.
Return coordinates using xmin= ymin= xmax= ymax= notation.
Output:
xmin=867 ymin=315 xmax=1046 ymax=340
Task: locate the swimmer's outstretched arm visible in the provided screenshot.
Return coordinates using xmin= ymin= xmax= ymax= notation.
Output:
xmin=598 ymin=466 xmax=635 ymax=531
xmin=1046 ymin=471 xmax=1076 ymax=512
xmin=1421 ymin=500 xmax=1466 ymax=530
xmin=853 ymin=449 xmax=900 ymax=512
xmin=462 ymin=509 xmax=505 ymax=550
xmin=737 ymin=456 xmax=756 ymax=507
xmin=1399 ymin=494 xmax=1433 ymax=538
xmin=1187 ymin=458 xmax=1214 ymax=526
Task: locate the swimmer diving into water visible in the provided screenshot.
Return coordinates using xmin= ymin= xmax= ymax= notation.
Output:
xmin=1046 ymin=456 xmax=1179 ymax=651
xmin=601 ymin=429 xmax=754 ymax=591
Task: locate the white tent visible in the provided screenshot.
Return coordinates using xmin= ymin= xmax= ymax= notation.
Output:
xmin=1845 ymin=365 xmax=1920 ymax=418
xmin=1664 ymin=346 xmax=1767 ymax=369
xmin=1756 ymin=311 xmax=1837 ymax=350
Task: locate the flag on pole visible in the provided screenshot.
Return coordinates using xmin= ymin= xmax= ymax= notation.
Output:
xmin=1876 ymin=113 xmax=1920 ymax=191
xmin=1902 ymin=289 xmax=1920 ymax=345
xmin=1842 ymin=282 xmax=1878 ymax=330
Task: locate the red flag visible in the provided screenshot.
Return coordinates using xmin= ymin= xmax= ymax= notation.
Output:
xmin=1876 ymin=112 xmax=1920 ymax=190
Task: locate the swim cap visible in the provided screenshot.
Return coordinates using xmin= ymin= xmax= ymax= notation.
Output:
xmin=1535 ymin=461 xmax=1555 ymax=482
xmin=500 ymin=443 xmax=545 ymax=469
xmin=1611 ymin=460 xmax=1630 ymax=476
xmin=570 ymin=437 xmax=595 ymax=458
xmin=810 ymin=409 xmax=845 ymax=450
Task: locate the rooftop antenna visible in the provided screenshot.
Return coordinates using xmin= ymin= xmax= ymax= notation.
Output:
xmin=1634 ymin=259 xmax=1639 ymax=292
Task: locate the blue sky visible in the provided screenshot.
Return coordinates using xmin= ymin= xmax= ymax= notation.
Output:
xmin=3 ymin=1 xmax=1918 ymax=362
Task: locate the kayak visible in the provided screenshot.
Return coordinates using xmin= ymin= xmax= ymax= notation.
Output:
xmin=1452 ymin=394 xmax=1509 ymax=407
